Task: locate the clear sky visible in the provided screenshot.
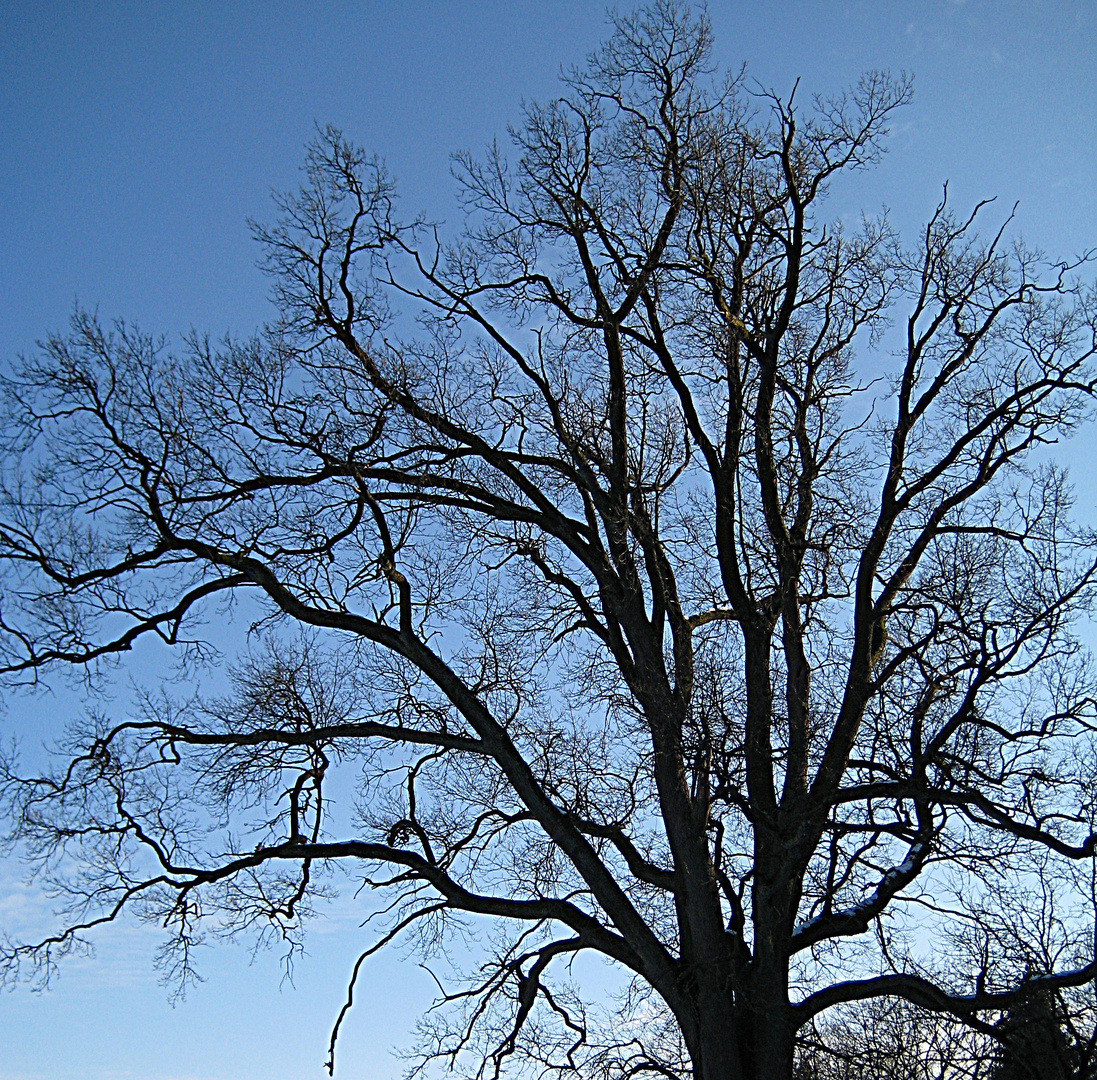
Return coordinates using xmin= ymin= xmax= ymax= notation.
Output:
xmin=1 ymin=2 xmax=1096 ymax=1078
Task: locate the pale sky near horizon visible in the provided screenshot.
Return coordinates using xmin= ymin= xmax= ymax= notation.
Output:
xmin=1 ymin=2 xmax=1097 ymax=1078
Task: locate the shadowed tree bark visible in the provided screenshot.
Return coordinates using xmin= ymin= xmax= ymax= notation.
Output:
xmin=2 ymin=4 xmax=1097 ymax=1079
xmin=992 ymin=993 xmax=1075 ymax=1080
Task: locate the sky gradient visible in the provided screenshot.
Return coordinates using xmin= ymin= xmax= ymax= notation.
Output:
xmin=2 ymin=3 xmax=1096 ymax=1078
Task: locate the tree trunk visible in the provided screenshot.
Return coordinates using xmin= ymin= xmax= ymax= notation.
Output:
xmin=688 ymin=994 xmax=794 ymax=1080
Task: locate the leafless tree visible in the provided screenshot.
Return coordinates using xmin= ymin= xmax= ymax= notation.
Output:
xmin=793 ymin=985 xmax=1097 ymax=1080
xmin=793 ymin=997 xmax=994 ymax=1080
xmin=2 ymin=5 xmax=1097 ymax=1079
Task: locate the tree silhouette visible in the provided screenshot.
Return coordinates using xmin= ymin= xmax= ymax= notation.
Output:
xmin=2 ymin=5 xmax=1097 ymax=1079
xmin=992 ymin=992 xmax=1074 ymax=1080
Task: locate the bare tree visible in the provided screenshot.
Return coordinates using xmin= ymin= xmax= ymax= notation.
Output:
xmin=793 ymin=987 xmax=1097 ymax=1080
xmin=2 ymin=5 xmax=1097 ymax=1079
xmin=793 ymin=998 xmax=995 ymax=1080
xmin=988 ymin=991 xmax=1086 ymax=1080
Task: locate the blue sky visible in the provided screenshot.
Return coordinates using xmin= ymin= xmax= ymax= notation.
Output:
xmin=1 ymin=2 xmax=1096 ymax=1078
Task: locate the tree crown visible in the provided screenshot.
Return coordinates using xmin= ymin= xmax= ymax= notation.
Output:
xmin=2 ymin=5 xmax=1097 ymax=1079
